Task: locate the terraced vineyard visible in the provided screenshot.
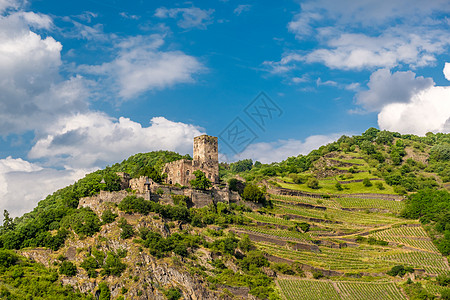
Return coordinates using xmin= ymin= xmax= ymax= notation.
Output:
xmin=371 ymin=226 xmax=440 ymax=253
xmin=278 ymin=279 xmax=406 ymax=300
xmin=233 ymin=185 xmax=450 ymax=299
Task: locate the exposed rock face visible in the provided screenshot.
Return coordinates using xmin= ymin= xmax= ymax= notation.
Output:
xmin=20 ymin=208 xmax=235 ymax=300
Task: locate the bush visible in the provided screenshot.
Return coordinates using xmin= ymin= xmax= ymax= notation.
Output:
xmin=190 ymin=170 xmax=212 ymax=190
xmin=98 ymin=282 xmax=111 ymax=300
xmin=307 ymin=177 xmax=320 ymax=189
xmin=101 ymin=251 xmax=126 ymax=276
xmin=118 ymin=218 xmax=134 ymax=239
xmin=387 ymin=265 xmax=414 ymax=277
xmin=312 ymin=270 xmax=324 ymax=279
xmin=375 ymin=182 xmax=385 ymax=190
xmin=363 ymin=178 xmax=373 ymax=187
xmin=335 ymin=182 xmax=343 ymax=191
xmin=101 ymin=209 xmax=117 ymax=224
xmin=241 ymin=184 xmax=266 ymax=203
xmin=164 ymin=288 xmax=182 ymax=300
xmin=59 ymin=261 xmax=77 ymax=276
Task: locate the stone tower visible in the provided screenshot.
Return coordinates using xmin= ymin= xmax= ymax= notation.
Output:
xmin=193 ymin=135 xmax=219 ymax=183
xmin=163 ymin=135 xmax=219 ymax=186
xmin=193 ymin=135 xmax=218 ymax=164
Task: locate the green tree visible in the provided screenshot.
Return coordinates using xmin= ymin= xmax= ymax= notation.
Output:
xmin=306 ymin=177 xmax=320 ymax=189
xmin=118 ymin=218 xmax=134 ymax=239
xmin=190 ymin=170 xmax=212 ymax=190
xmin=230 ymin=159 xmax=253 ymax=173
xmin=101 ymin=209 xmax=117 ymax=224
xmin=2 ymin=210 xmax=14 ymax=232
xmin=59 ymin=261 xmax=77 ymax=276
xmin=241 ymin=184 xmax=265 ymax=203
xmin=363 ymin=178 xmax=373 ymax=187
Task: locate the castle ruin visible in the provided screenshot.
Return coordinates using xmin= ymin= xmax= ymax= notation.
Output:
xmin=163 ymin=135 xmax=219 ymax=187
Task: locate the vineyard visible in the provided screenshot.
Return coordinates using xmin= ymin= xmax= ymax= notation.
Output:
xmin=232 ymin=175 xmax=450 ymax=298
xmin=278 ymin=279 xmax=406 ymax=300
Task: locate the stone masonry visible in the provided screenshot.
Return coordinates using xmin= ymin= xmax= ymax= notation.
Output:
xmin=163 ymin=135 xmax=219 ymax=187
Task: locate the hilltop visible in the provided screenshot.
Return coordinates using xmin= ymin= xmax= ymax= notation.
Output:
xmin=1 ymin=128 xmax=450 ymax=299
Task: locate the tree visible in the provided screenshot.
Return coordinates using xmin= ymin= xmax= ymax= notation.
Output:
xmin=230 ymin=159 xmax=253 ymax=173
xmin=363 ymin=178 xmax=373 ymax=187
xmin=59 ymin=261 xmax=77 ymax=276
xmin=306 ymin=177 xmax=320 ymax=189
xmin=118 ymin=218 xmax=134 ymax=239
xmin=190 ymin=170 xmax=212 ymax=190
xmin=101 ymin=209 xmax=117 ymax=224
xmin=2 ymin=210 xmax=14 ymax=231
xmin=241 ymin=184 xmax=265 ymax=203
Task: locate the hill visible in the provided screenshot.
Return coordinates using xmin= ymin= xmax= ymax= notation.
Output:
xmin=1 ymin=129 xmax=450 ymax=299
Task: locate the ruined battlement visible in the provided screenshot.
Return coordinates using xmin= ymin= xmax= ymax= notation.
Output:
xmin=163 ymin=135 xmax=219 ymax=187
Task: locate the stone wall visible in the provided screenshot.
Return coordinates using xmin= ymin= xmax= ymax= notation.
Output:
xmin=78 ymin=190 xmax=128 ymax=214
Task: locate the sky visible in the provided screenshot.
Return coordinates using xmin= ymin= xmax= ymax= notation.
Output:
xmin=1 ymin=0 xmax=450 ymax=219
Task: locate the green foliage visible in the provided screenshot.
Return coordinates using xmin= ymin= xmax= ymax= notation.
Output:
xmin=210 ymin=232 xmax=239 ymax=255
xmin=363 ymin=178 xmax=373 ymax=187
xmin=138 ymin=228 xmax=202 ymax=258
xmin=312 ymin=270 xmax=324 ymax=279
xmin=437 ymin=274 xmax=450 ymax=287
xmin=238 ymin=234 xmax=252 ymax=252
xmin=118 ymin=196 xmax=191 ymax=223
xmin=0 ymin=252 xmax=87 ymax=299
xmin=296 ymin=222 xmax=310 ymax=232
xmin=172 ymin=195 xmax=190 ymax=206
xmin=98 ymin=282 xmax=111 ymax=300
xmin=101 ymin=251 xmax=126 ymax=276
xmin=61 ymin=208 xmax=101 ymax=237
xmin=80 ymin=256 xmax=100 ymax=278
xmin=403 ymin=282 xmax=434 ymax=300
xmin=230 ymin=159 xmax=253 ymax=173
xmin=118 ymin=218 xmax=134 ymax=239
xmin=228 ymin=178 xmax=245 ymax=194
xmin=0 ymin=250 xmax=18 ymax=268
xmin=59 ymin=261 xmax=77 ymax=276
xmin=335 ymin=182 xmax=343 ymax=191
xmin=101 ymin=209 xmax=117 ymax=224
xmin=430 ymin=143 xmax=450 ymax=162
xmin=306 ymin=177 xmax=320 ymax=189
xmin=387 ymin=265 xmax=414 ymax=277
xmin=242 ymin=184 xmax=266 ymax=203
xmin=164 ymin=288 xmax=182 ymax=300
xmin=190 ymin=170 xmax=212 ymax=190
xmin=240 ymin=250 xmax=269 ymax=271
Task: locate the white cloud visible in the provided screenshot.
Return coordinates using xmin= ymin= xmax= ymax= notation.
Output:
xmin=378 ymin=86 xmax=450 ymax=135
xmin=0 ymin=157 xmax=89 ymax=220
xmin=0 ymin=0 xmax=22 ymax=13
xmin=356 ymin=68 xmax=434 ymax=111
xmin=80 ymin=35 xmax=205 ymax=99
xmin=29 ymin=113 xmax=205 ymax=168
xmin=233 ymin=134 xmax=342 ymax=164
xmin=268 ymin=0 xmax=450 ymax=73
xmin=444 ymin=62 xmax=450 ymax=80
xmin=234 ymin=4 xmax=251 ymax=16
xmin=289 ymin=0 xmax=450 ymax=39
xmin=154 ymin=6 xmax=214 ymax=29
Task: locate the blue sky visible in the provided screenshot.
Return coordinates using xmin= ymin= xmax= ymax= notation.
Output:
xmin=1 ymin=0 xmax=450 ymax=218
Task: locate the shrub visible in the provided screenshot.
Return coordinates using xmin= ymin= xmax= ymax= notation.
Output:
xmin=101 ymin=251 xmax=126 ymax=276
xmin=164 ymin=288 xmax=182 ymax=300
xmin=335 ymin=182 xmax=343 ymax=191
xmin=375 ymin=182 xmax=385 ymax=190
xmin=306 ymin=177 xmax=320 ymax=189
xmin=59 ymin=261 xmax=77 ymax=276
xmin=387 ymin=265 xmax=414 ymax=277
xmin=190 ymin=170 xmax=212 ymax=190
xmin=312 ymin=270 xmax=324 ymax=279
xmin=101 ymin=209 xmax=117 ymax=224
xmin=363 ymin=178 xmax=373 ymax=187
xmin=98 ymin=282 xmax=111 ymax=300
xmin=118 ymin=218 xmax=134 ymax=239
xmin=242 ymin=184 xmax=266 ymax=203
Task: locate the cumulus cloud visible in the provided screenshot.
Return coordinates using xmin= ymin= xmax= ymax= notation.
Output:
xmin=154 ymin=6 xmax=214 ymax=29
xmin=233 ymin=134 xmax=341 ymax=164
xmin=29 ymin=113 xmax=205 ymax=168
xmin=0 ymin=157 xmax=89 ymax=220
xmin=267 ymin=0 xmax=450 ymax=73
xmin=444 ymin=62 xmax=450 ymax=81
xmin=378 ymin=86 xmax=450 ymax=135
xmin=80 ymin=35 xmax=204 ymax=99
xmin=354 ymin=64 xmax=450 ymax=135
xmin=356 ymin=68 xmax=434 ymax=111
